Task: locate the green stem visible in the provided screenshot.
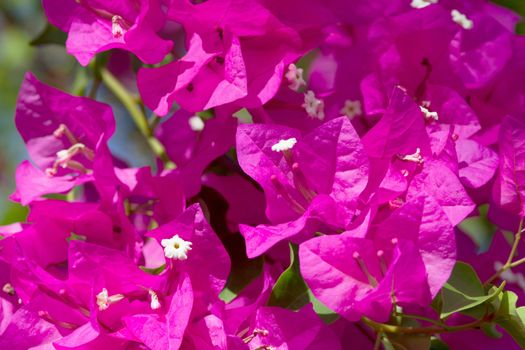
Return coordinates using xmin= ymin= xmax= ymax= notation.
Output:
xmin=505 ymin=217 xmax=524 ymax=266
xmin=510 ymin=257 xmax=525 ymax=268
xmin=149 ymin=113 xmax=162 ymax=131
xmin=485 ymin=217 xmax=524 ymax=285
xmin=363 ymin=316 xmax=487 ymax=335
xmin=394 ymin=312 xmax=446 ymax=328
xmin=71 ymin=67 xmax=89 ymax=96
xmin=88 ymin=77 xmax=101 ymax=99
xmin=100 ymin=67 xmax=150 ymax=136
xmin=99 ymin=68 xmax=175 ymax=168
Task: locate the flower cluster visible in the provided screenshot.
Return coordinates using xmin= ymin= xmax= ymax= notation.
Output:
xmin=1 ymin=0 xmax=525 ymax=349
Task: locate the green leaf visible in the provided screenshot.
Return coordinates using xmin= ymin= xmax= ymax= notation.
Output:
xmin=461 ymin=285 xmax=503 ymax=319
xmin=430 ymin=338 xmax=450 ymax=350
xmin=30 ymin=23 xmax=67 ymax=46
xmin=139 ymin=264 xmax=166 ymax=275
xmin=266 ymin=243 xmax=339 ymax=322
xmin=219 ymin=255 xmax=263 ymax=303
xmin=495 ymin=291 xmax=525 ymax=348
xmin=66 ymin=232 xmax=87 ymax=242
xmin=458 ymin=205 xmax=496 ymax=253
xmin=431 ymin=290 xmax=444 ymax=315
xmin=440 ymin=262 xmax=504 ymax=318
xmin=233 ymin=108 xmax=253 ymax=124
xmin=268 ymin=243 xmax=310 ymax=310
xmin=387 ymin=334 xmax=431 ymax=350
xmin=481 ymin=323 xmax=503 ymax=339
xmin=0 ymin=202 xmax=28 ymax=225
xmin=308 ymin=290 xmax=339 ymax=324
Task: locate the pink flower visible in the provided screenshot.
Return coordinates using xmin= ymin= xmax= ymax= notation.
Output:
xmin=42 ymin=0 xmax=173 ymax=66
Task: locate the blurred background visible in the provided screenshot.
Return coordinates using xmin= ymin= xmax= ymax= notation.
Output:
xmin=0 ymin=0 xmax=74 ymax=224
xmin=0 ymin=0 xmax=523 ymax=225
xmin=0 ymin=0 xmax=155 ymax=224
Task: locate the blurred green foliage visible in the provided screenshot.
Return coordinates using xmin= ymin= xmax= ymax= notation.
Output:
xmin=0 ymin=1 xmax=76 ymax=223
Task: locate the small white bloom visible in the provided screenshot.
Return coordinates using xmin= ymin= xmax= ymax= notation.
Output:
xmin=302 ymin=90 xmax=325 ymax=120
xmin=340 ymin=100 xmax=362 ymax=120
xmin=451 ymin=9 xmax=473 ymax=30
xmin=96 ymin=288 xmax=110 ymax=311
xmin=285 ymin=63 xmax=306 ymax=92
xmin=149 ymin=290 xmax=161 ymax=310
xmin=161 ymin=234 xmax=193 ymax=260
xmin=2 ymin=283 xmax=14 ymax=295
xmin=419 ymin=106 xmax=439 ymax=121
xmin=188 ymin=115 xmax=205 ymax=132
xmin=271 ymin=138 xmax=297 ymax=152
xmin=410 ymin=0 xmax=438 ymax=9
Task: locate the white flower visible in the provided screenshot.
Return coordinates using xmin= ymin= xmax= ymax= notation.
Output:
xmin=161 ymin=234 xmax=193 ymax=260
xmin=410 ymin=0 xmax=438 ymax=9
xmin=96 ymin=288 xmax=110 ymax=310
xmin=271 ymin=138 xmax=297 ymax=152
xmin=2 ymin=283 xmax=14 ymax=295
xmin=419 ymin=106 xmax=439 ymax=121
xmin=340 ymin=100 xmax=362 ymax=120
xmin=188 ymin=115 xmax=205 ymax=132
xmin=302 ymin=90 xmax=325 ymax=120
xmin=451 ymin=9 xmax=473 ymax=30
xmin=285 ymin=63 xmax=306 ymax=91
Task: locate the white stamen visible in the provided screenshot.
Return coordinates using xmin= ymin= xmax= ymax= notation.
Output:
xmin=302 ymin=90 xmax=325 ymax=120
xmin=451 ymin=9 xmax=473 ymax=30
xmin=45 ymin=143 xmax=94 ymax=177
xmin=96 ymin=288 xmax=124 ymax=311
xmin=161 ymin=234 xmax=193 ymax=260
xmin=112 ymin=15 xmax=126 ymax=38
xmin=398 ymin=148 xmax=424 ymax=164
xmin=149 ymin=290 xmax=161 ymax=310
xmin=285 ymin=63 xmax=306 ymax=92
xmin=254 ymin=328 xmax=269 ymax=337
xmin=242 ymin=328 xmax=271 ymax=344
xmin=2 ymin=283 xmax=14 ymax=295
xmin=56 ymin=150 xmax=71 ymax=166
xmin=410 ymin=0 xmax=438 ymax=9
xmin=419 ymin=106 xmax=438 ymax=121
xmin=188 ymin=115 xmax=205 ymax=132
xmin=271 ymin=138 xmax=297 ymax=152
xmin=340 ymin=100 xmax=362 ymax=120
